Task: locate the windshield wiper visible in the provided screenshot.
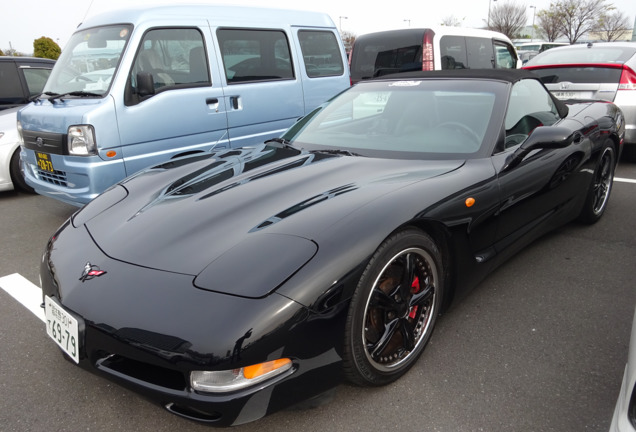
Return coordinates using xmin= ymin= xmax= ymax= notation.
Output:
xmin=265 ymin=138 xmax=296 ymax=149
xmin=46 ymin=91 xmax=102 ymax=103
xmin=310 ymin=148 xmax=362 ymax=157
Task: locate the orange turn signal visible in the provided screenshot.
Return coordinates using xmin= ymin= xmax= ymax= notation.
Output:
xmin=243 ymin=358 xmax=292 ymax=380
xmin=465 ymin=197 xmax=475 ymax=207
xmin=106 ymin=150 xmax=117 ymax=158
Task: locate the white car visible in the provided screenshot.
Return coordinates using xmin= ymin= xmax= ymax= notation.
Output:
xmin=610 ymin=307 xmax=636 ymax=431
xmin=0 ymin=106 xmax=32 ymax=192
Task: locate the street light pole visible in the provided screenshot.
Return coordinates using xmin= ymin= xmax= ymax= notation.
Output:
xmin=529 ymin=6 xmax=536 ymax=41
xmin=339 ymin=16 xmax=348 ymax=33
xmin=488 ymin=0 xmax=497 ymax=29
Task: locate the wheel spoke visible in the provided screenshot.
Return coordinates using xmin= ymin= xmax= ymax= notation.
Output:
xmin=399 ymin=318 xmax=415 ymax=351
xmin=395 ymin=253 xmax=416 ymax=301
xmin=368 ymin=318 xmax=399 ymax=359
xmin=370 ymin=287 xmax=399 ymax=312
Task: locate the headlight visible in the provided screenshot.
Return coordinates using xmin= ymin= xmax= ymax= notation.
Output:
xmin=190 ymin=358 xmax=292 ymax=393
xmin=68 ymin=125 xmax=97 ymax=156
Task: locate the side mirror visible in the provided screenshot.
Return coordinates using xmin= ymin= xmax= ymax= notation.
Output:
xmin=503 ymin=126 xmax=578 ymax=171
xmin=136 ymin=72 xmax=155 ymax=97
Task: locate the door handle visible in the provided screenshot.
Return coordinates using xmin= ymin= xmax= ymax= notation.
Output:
xmin=206 ymin=98 xmax=219 ymax=112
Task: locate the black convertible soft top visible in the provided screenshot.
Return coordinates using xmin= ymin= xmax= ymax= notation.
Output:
xmin=374 ymin=68 xmax=569 ymax=118
xmin=377 ymin=68 xmax=539 ymax=83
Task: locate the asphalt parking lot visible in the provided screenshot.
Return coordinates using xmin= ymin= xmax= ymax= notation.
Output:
xmin=1 ymin=155 xmax=635 ymax=432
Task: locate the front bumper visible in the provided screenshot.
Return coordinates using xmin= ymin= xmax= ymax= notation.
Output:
xmin=40 ymin=221 xmax=345 ymax=426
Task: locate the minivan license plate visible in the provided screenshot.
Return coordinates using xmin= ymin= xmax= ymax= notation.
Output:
xmin=45 ymin=296 xmax=79 ymax=364
xmin=36 ymin=152 xmax=55 ymax=173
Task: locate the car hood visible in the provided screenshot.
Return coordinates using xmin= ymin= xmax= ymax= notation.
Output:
xmin=77 ymin=144 xmax=464 ymax=277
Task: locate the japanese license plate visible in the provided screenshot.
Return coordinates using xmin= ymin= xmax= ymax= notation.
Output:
xmin=45 ymin=296 xmax=79 ymax=364
xmin=552 ymin=91 xmax=592 ymax=100
xmin=36 ymin=152 xmax=55 ymax=173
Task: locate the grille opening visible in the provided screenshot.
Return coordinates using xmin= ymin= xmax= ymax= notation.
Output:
xmin=37 ymin=169 xmax=67 ymax=187
xmin=165 ymin=403 xmax=222 ymax=423
xmin=98 ymin=354 xmax=187 ymax=391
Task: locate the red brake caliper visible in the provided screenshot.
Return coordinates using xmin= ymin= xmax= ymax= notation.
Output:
xmin=408 ymin=276 xmax=420 ymax=319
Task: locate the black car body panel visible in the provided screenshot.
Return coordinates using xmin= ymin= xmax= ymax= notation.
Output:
xmin=40 ymin=70 xmax=624 ymax=426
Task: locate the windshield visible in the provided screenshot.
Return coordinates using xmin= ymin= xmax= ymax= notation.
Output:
xmin=44 ymin=25 xmax=132 ymax=96
xmin=283 ymin=79 xmax=506 ymax=160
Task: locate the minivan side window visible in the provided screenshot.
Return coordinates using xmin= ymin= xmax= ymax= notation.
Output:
xmin=494 ymin=42 xmax=517 ymax=69
xmin=439 ymin=36 xmax=467 ymax=69
xmin=129 ymin=27 xmax=209 ymax=101
xmin=22 ymin=68 xmax=54 ymax=97
xmin=466 ymin=37 xmax=494 ymax=69
xmin=217 ymin=29 xmax=294 ymax=84
xmin=0 ymin=62 xmax=24 ymax=104
xmin=297 ymin=30 xmax=345 ymax=77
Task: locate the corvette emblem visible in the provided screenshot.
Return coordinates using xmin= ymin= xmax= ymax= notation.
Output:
xmin=79 ymin=262 xmax=107 ymax=282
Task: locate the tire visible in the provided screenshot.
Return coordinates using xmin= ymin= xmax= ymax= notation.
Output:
xmin=9 ymin=148 xmax=35 ymax=194
xmin=343 ymin=228 xmax=443 ymax=386
xmin=578 ymin=140 xmax=615 ymax=224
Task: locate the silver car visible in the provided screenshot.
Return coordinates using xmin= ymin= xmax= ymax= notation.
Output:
xmin=610 ymin=306 xmax=636 ymax=431
xmin=524 ymin=42 xmax=636 ymax=161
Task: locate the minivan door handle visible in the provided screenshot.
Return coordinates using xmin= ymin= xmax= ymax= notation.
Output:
xmin=206 ymin=98 xmax=219 ymax=112
xmin=230 ymin=96 xmax=240 ymax=110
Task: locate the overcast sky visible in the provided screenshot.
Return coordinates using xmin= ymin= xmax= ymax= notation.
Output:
xmin=3 ymin=0 xmax=635 ymax=54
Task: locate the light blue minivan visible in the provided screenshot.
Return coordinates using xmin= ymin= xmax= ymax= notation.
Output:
xmin=18 ymin=5 xmax=350 ymax=206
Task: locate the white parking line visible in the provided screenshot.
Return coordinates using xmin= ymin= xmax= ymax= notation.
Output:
xmin=0 ymin=273 xmax=45 ymax=323
xmin=615 ymin=177 xmax=636 ymax=184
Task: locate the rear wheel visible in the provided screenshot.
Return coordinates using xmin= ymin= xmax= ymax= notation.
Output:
xmin=9 ymin=149 xmax=35 ymax=193
xmin=343 ymin=229 xmax=443 ymax=386
xmin=578 ymin=140 xmax=615 ymax=224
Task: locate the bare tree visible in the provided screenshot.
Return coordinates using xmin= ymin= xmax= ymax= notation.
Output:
xmin=340 ymin=30 xmax=356 ymax=52
xmin=553 ymin=0 xmax=611 ymax=43
xmin=536 ymin=9 xmax=563 ymax=41
xmin=441 ymin=15 xmax=463 ymax=27
xmin=595 ymin=10 xmax=631 ymax=42
xmin=488 ymin=2 xmax=527 ymax=40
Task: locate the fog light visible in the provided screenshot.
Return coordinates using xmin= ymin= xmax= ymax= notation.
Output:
xmin=191 ymin=358 xmax=292 ymax=393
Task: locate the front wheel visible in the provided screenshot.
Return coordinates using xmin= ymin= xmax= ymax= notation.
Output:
xmin=9 ymin=149 xmax=35 ymax=193
xmin=343 ymin=229 xmax=443 ymax=386
xmin=578 ymin=140 xmax=615 ymax=224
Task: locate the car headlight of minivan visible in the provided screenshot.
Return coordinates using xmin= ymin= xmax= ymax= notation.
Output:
xmin=68 ymin=125 xmax=97 ymax=156
xmin=190 ymin=358 xmax=293 ymax=393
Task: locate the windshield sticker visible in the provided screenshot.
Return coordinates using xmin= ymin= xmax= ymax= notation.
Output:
xmin=389 ymin=81 xmax=422 ymax=87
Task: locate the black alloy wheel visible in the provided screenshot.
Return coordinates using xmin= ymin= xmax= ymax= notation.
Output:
xmin=343 ymin=229 xmax=443 ymax=386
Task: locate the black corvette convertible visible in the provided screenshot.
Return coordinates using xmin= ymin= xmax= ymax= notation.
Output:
xmin=41 ymin=70 xmax=624 ymax=426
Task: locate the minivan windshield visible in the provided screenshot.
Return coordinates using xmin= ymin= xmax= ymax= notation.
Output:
xmin=44 ymin=25 xmax=132 ymax=96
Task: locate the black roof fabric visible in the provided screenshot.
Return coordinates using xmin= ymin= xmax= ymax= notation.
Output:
xmin=375 ymin=68 xmax=539 ymax=84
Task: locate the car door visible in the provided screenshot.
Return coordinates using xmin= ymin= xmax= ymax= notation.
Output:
xmin=117 ymin=24 xmax=229 ymax=176
xmin=490 ymin=79 xmax=590 ymax=255
xmin=215 ymin=27 xmax=305 ymax=148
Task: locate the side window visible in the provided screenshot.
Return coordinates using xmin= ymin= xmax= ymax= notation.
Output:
xmin=494 ymin=42 xmax=517 ymax=69
xmin=217 ymin=29 xmax=294 ymax=84
xmin=439 ymin=36 xmax=467 ymax=69
xmin=297 ymin=30 xmax=344 ymax=78
xmin=0 ymin=62 xmax=24 ymax=104
xmin=22 ymin=68 xmax=53 ymax=97
xmin=466 ymin=37 xmax=494 ymax=69
xmin=502 ymin=79 xmax=560 ymax=150
xmin=130 ymin=28 xmax=209 ymax=95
